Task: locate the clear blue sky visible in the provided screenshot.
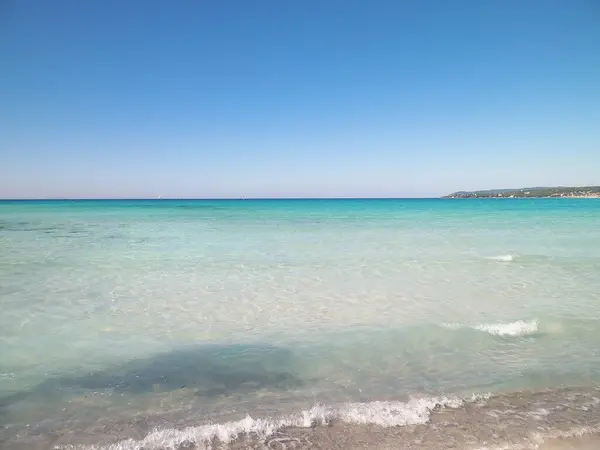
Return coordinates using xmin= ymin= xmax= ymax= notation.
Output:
xmin=1 ymin=0 xmax=599 ymax=198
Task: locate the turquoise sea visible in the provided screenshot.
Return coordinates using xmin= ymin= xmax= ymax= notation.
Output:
xmin=2 ymin=199 xmax=600 ymax=449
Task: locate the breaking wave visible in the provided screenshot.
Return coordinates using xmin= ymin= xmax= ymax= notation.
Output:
xmin=473 ymin=319 xmax=539 ymax=336
xmin=486 ymin=254 xmax=516 ymax=262
xmin=444 ymin=319 xmax=539 ymax=337
xmin=58 ymin=394 xmax=490 ymax=450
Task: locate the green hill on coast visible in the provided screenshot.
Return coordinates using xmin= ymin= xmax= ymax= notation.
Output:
xmin=443 ymin=186 xmax=600 ymax=198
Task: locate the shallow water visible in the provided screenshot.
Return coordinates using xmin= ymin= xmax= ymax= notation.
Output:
xmin=1 ymin=199 xmax=600 ymax=449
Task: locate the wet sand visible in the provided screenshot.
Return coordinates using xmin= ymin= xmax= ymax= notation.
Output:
xmin=2 ymin=420 xmax=600 ymax=450
xmin=3 ymin=433 xmax=600 ymax=450
xmin=226 ymin=421 xmax=600 ymax=450
xmin=541 ymin=435 xmax=600 ymax=449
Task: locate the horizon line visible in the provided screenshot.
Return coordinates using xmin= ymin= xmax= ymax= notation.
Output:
xmin=0 ymin=196 xmax=441 ymax=201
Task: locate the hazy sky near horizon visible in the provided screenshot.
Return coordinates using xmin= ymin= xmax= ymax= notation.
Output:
xmin=1 ymin=0 xmax=599 ymax=199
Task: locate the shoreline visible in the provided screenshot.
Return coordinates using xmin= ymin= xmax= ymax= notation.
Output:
xmin=5 ymin=386 xmax=600 ymax=450
xmin=3 ymin=424 xmax=600 ymax=450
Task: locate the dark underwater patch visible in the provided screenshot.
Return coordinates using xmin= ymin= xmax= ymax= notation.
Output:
xmin=0 ymin=343 xmax=304 ymax=412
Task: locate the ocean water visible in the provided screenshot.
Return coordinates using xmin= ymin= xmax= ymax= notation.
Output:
xmin=1 ymin=198 xmax=600 ymax=449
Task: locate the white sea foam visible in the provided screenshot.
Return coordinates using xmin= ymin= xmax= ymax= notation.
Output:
xmin=486 ymin=254 xmax=516 ymax=262
xmin=443 ymin=320 xmax=539 ymax=337
xmin=57 ymin=394 xmax=489 ymax=450
xmin=474 ymin=320 xmax=539 ymax=336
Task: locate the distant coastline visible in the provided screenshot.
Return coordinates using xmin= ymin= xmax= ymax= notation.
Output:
xmin=442 ymin=186 xmax=600 ymax=199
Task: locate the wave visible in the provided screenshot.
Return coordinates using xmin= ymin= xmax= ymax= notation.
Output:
xmin=30 ymin=387 xmax=600 ymax=449
xmin=58 ymin=394 xmax=490 ymax=450
xmin=443 ymin=319 xmax=539 ymax=337
xmin=486 ymin=254 xmax=516 ymax=262
xmin=473 ymin=319 xmax=539 ymax=336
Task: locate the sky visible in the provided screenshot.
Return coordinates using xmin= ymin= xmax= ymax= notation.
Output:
xmin=1 ymin=0 xmax=599 ymax=199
